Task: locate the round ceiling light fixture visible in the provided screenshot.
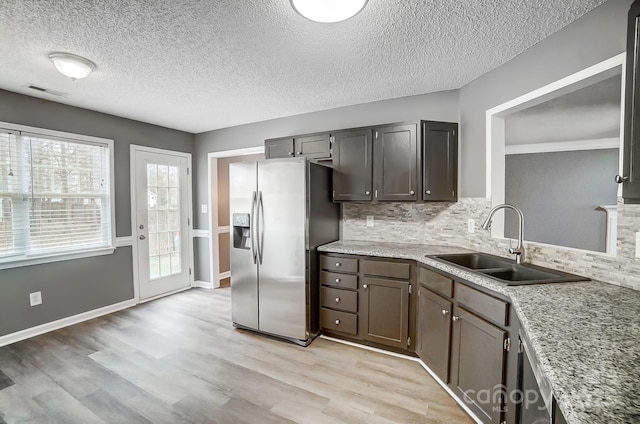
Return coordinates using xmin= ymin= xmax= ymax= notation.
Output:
xmin=48 ymin=52 xmax=96 ymax=80
xmin=290 ymin=0 xmax=368 ymax=23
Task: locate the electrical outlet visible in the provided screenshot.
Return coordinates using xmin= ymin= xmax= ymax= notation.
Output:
xmin=636 ymin=232 xmax=640 ymax=258
xmin=366 ymin=216 xmax=374 ymax=227
xmin=29 ymin=291 xmax=42 ymax=307
xmin=201 ymin=204 xmax=208 ymax=214
xmin=467 ymin=219 xmax=475 ymax=234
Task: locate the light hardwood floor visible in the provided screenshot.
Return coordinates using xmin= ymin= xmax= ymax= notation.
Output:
xmin=0 ymin=288 xmax=472 ymax=424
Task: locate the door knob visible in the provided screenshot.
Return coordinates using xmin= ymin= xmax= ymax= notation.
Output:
xmin=363 ymin=284 xmax=368 ymax=289
xmin=335 ymin=297 xmax=341 ymax=303
xmin=452 ymin=316 xmax=460 ymax=322
xmin=365 ymin=190 xmax=371 ymax=195
xmin=615 ymin=175 xmax=629 ymax=184
xmin=288 ymin=152 xmax=294 ymax=156
xmin=441 ymin=309 xmax=449 ymax=315
xmin=296 ymin=151 xmax=302 ymax=155
xmin=425 ymin=190 xmax=431 ymax=195
xmin=335 ymin=262 xmax=341 ymax=267
xmin=410 ymin=190 xmax=415 ymax=195
xmin=139 ymin=224 xmax=144 ymax=229
xmin=335 ymin=319 xmax=340 ymax=325
xmin=335 ymin=278 xmax=341 ymax=283
xmin=139 ymin=235 xmax=146 ymax=240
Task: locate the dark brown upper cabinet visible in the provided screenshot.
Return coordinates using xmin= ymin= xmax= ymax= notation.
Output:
xmin=294 ymin=134 xmax=331 ymax=160
xmin=422 ymin=121 xmax=458 ymax=201
xmin=373 ymin=124 xmax=418 ymax=201
xmin=265 ymin=133 xmax=331 ymax=161
xmin=622 ymin=0 xmax=640 ymax=203
xmin=332 ymin=128 xmax=373 ymax=201
xmin=264 ymin=137 xmax=294 ymax=159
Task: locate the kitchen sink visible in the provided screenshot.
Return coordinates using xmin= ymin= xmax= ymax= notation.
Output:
xmin=428 ymin=253 xmax=588 ymax=286
xmin=431 ymin=253 xmax=512 ymax=270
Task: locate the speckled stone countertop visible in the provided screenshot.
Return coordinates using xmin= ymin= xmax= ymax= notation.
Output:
xmin=318 ymin=240 xmax=640 ymax=424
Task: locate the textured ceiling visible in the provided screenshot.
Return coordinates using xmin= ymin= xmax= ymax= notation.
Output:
xmin=0 ymin=0 xmax=608 ymax=133
xmin=506 ymin=74 xmax=622 ymax=145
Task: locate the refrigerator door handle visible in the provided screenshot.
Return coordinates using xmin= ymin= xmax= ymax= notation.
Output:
xmin=257 ymin=190 xmax=265 ymax=264
xmin=251 ymin=190 xmax=258 ymax=264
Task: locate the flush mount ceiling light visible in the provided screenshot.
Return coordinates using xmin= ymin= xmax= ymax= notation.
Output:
xmin=48 ymin=52 xmax=96 ymax=80
xmin=290 ymin=0 xmax=368 ymax=23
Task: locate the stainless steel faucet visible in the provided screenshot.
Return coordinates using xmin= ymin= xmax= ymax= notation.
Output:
xmin=481 ymin=204 xmax=525 ymax=264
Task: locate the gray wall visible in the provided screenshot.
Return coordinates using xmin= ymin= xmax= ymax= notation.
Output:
xmin=458 ymin=0 xmax=631 ymax=197
xmin=194 ymin=90 xmax=460 ymax=229
xmin=0 ymin=90 xmax=194 ymax=337
xmin=504 ymin=149 xmax=619 ymax=252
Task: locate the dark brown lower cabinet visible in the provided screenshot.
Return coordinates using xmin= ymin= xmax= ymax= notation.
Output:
xmin=359 ymin=277 xmax=410 ymax=349
xmin=450 ymin=306 xmax=507 ymax=424
xmin=416 ymin=286 xmax=452 ymax=382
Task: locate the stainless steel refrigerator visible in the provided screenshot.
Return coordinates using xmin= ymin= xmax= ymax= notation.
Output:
xmin=229 ymin=157 xmax=339 ymax=345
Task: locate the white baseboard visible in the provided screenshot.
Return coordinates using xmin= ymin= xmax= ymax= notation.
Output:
xmin=0 ymin=298 xmax=137 ymax=348
xmin=194 ymin=280 xmax=214 ymax=289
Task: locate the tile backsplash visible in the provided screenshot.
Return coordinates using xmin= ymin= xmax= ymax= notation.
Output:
xmin=342 ymin=198 xmax=640 ymax=291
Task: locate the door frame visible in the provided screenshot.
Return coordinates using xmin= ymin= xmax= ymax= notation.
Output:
xmin=208 ymin=146 xmax=263 ymax=288
xmin=130 ymin=145 xmax=194 ymax=303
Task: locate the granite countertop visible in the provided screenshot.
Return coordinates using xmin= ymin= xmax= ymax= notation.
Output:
xmin=318 ymin=240 xmax=640 ymax=424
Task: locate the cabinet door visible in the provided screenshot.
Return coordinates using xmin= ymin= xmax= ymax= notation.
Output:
xmin=422 ymin=121 xmax=458 ymax=201
xmin=294 ymin=134 xmax=331 ymax=160
xmin=416 ymin=287 xmax=452 ymax=382
xmin=265 ymin=138 xmax=294 ymax=159
xmin=450 ymin=307 xmax=506 ymax=424
xmin=332 ymin=129 xmax=373 ymax=201
xmin=374 ymin=124 xmax=418 ymax=201
xmin=359 ymin=277 xmax=409 ymax=349
xmin=622 ymin=1 xmax=640 ymax=202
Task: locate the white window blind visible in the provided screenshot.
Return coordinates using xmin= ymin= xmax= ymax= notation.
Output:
xmin=0 ymin=127 xmax=113 ymax=264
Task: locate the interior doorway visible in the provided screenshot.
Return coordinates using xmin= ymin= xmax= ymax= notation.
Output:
xmin=208 ymin=147 xmax=264 ymax=288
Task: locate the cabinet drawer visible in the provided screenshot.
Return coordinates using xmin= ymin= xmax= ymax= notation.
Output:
xmin=321 ymin=308 xmax=357 ymax=335
xmin=320 ymin=255 xmax=358 ymax=273
xmin=361 ymin=260 xmax=410 ymax=280
xmin=419 ymin=266 xmax=453 ymax=297
xmin=320 ymin=271 xmax=358 ymax=290
xmin=455 ymin=283 xmax=508 ymax=326
xmin=321 ymin=287 xmax=358 ymax=313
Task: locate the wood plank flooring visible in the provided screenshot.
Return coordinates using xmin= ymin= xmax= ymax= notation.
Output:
xmin=0 ymin=288 xmax=472 ymax=424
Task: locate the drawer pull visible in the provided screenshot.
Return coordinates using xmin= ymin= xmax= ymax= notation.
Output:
xmin=363 ymin=284 xmax=368 ymax=289
xmin=335 ymin=278 xmax=341 ymax=283
xmin=335 ymin=297 xmax=341 ymax=303
xmin=441 ymin=309 xmax=450 ymax=316
xmin=452 ymin=316 xmax=460 ymax=322
xmin=335 ymin=319 xmax=341 ymax=325
xmin=335 ymin=262 xmax=341 ymax=267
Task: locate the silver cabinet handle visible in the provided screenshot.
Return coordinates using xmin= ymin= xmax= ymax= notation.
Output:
xmin=365 ymin=190 xmax=371 ymax=195
xmin=335 ymin=278 xmax=341 ymax=283
xmin=615 ymin=175 xmax=629 ymax=184
xmin=410 ymin=190 xmax=415 ymax=195
xmin=425 ymin=190 xmax=431 ymax=195
xmin=335 ymin=297 xmax=341 ymax=303
xmin=139 ymin=224 xmax=144 ymax=229
xmin=335 ymin=319 xmax=340 ymax=325
xmin=363 ymin=284 xmax=368 ymax=289
xmin=296 ymin=151 xmax=302 ymax=155
xmin=139 ymin=235 xmax=146 ymax=240
xmin=335 ymin=262 xmax=341 ymax=267
xmin=441 ymin=309 xmax=449 ymax=315
xmin=452 ymin=316 xmax=460 ymax=322
xmin=288 ymin=151 xmax=294 ymax=156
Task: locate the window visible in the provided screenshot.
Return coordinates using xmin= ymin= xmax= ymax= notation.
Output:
xmin=0 ymin=123 xmax=114 ymax=268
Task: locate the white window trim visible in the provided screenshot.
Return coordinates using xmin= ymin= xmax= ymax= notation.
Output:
xmin=0 ymin=121 xmax=116 ymax=270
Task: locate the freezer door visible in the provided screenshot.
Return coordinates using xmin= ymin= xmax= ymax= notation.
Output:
xmin=257 ymin=159 xmax=307 ymax=340
xmin=229 ymin=161 xmax=259 ymax=330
